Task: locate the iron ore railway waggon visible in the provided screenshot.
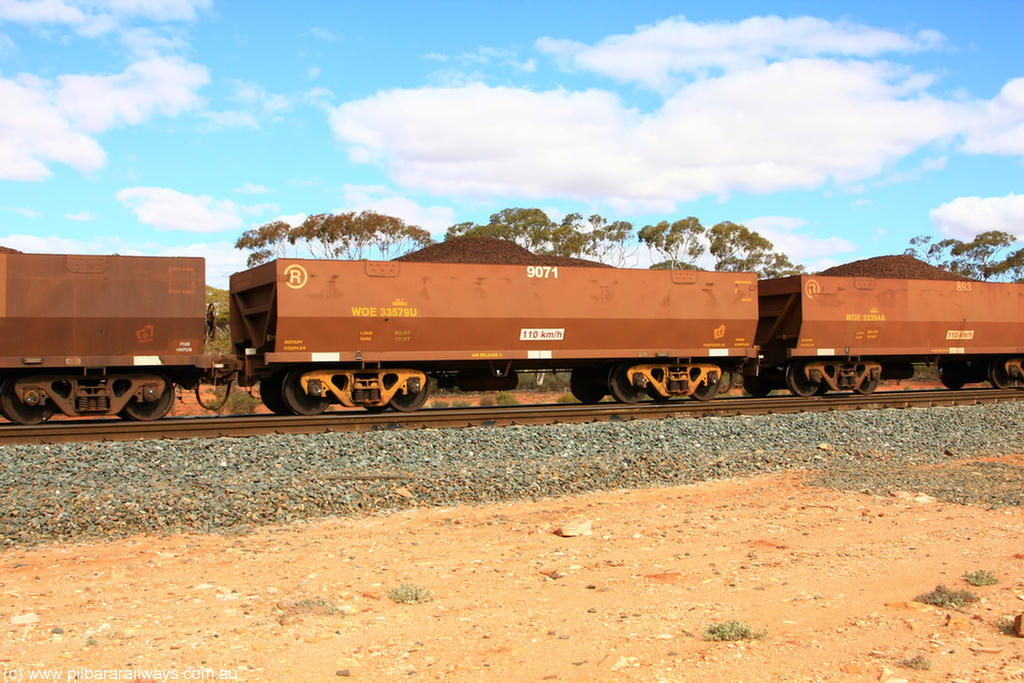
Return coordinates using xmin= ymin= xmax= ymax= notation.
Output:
xmin=229 ymin=258 xmax=758 ymax=414
xmin=1 ymin=244 xmax=1023 ymax=425
xmin=0 ymin=252 xmax=235 ymax=424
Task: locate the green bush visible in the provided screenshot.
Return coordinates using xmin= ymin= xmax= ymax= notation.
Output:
xmin=495 ymin=391 xmax=519 ymax=405
xmin=915 ymin=584 xmax=979 ymax=609
xmin=389 ymin=583 xmax=432 ymax=604
xmin=702 ymin=620 xmax=766 ymax=641
xmin=227 ymin=388 xmax=261 ymax=414
xmin=963 ymin=569 xmax=998 ymax=586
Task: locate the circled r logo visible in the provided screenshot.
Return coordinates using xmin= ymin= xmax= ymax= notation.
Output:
xmin=284 ymin=264 xmax=308 ymax=289
xmin=804 ymin=278 xmax=821 ymax=299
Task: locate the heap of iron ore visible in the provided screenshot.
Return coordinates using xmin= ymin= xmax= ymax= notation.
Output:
xmin=0 ymin=245 xmax=20 ymax=254
xmin=816 ymin=254 xmax=969 ymax=281
xmin=396 ymin=237 xmax=609 ymax=267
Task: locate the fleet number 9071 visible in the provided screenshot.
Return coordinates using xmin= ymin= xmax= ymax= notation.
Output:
xmin=526 ymin=266 xmax=559 ymax=279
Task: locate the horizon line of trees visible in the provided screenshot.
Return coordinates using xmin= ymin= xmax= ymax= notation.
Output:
xmin=234 ymin=206 xmax=1024 ymax=283
xmin=236 ymin=206 xmax=806 ymax=278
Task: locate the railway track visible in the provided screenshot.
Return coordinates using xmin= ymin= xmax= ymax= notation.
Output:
xmin=0 ymin=388 xmax=1020 ymax=445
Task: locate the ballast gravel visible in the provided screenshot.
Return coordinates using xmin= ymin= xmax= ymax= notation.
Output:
xmin=1 ymin=401 xmax=1023 ymax=547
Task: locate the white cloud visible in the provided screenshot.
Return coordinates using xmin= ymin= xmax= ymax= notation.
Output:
xmin=233 ymin=80 xmax=289 ymax=114
xmin=199 ymin=109 xmax=259 ymax=130
xmin=234 ymin=182 xmax=271 ymax=194
xmin=536 ymin=15 xmax=944 ymax=90
xmin=117 ymin=186 xmax=244 ymax=233
xmin=961 ymin=77 xmax=1024 ymax=156
xmin=64 ymin=210 xmax=95 ymax=221
xmin=57 ymin=57 xmax=208 ymax=132
xmin=744 ymin=215 xmax=857 ymax=263
xmin=309 ymin=26 xmax=334 ymax=41
xmin=340 ymin=185 xmax=456 ymax=237
xmin=0 ymin=232 xmax=95 ymax=253
xmin=930 ymin=193 xmax=1024 ymax=240
xmin=329 ymin=59 xmax=968 ymax=206
xmin=303 ymin=87 xmax=334 ymax=107
xmin=0 ymin=56 xmax=207 ymax=180
xmin=160 ymin=240 xmax=247 ymax=288
xmin=0 ymin=75 xmax=107 ymax=180
xmin=273 ymin=213 xmax=307 ymax=228
xmin=0 ymin=0 xmax=211 ymax=35
xmin=1 ymin=205 xmax=42 ymax=218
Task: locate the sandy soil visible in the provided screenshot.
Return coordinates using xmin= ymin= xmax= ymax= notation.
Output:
xmin=1 ymin=457 xmax=1022 ymax=682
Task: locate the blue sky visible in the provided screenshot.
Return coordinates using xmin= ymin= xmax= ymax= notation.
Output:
xmin=1 ymin=0 xmax=1022 ymax=287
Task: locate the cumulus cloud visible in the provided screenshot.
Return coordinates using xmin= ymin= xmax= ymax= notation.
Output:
xmin=64 ymin=210 xmax=95 ymax=221
xmin=199 ymin=109 xmax=259 ymax=130
xmin=234 ymin=182 xmax=271 ymax=194
xmin=340 ymin=185 xmax=457 ymax=237
xmin=56 ymin=57 xmax=208 ymax=132
xmin=961 ymin=77 xmax=1024 ymax=156
xmin=744 ymin=215 xmax=857 ymax=263
xmin=0 ymin=76 xmax=107 ymax=180
xmin=930 ymin=193 xmax=1024 ymax=240
xmin=329 ymin=59 xmax=966 ymax=206
xmin=117 ymin=186 xmax=245 ymax=233
xmin=0 ymin=0 xmax=211 ymax=35
xmin=0 ymin=57 xmax=208 ymax=180
xmin=326 ymin=15 xmax=1024 ymax=210
xmin=536 ymin=15 xmax=944 ymax=90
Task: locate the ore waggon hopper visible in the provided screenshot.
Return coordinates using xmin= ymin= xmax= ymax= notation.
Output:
xmin=230 ymin=259 xmax=759 ymax=414
xmin=749 ymin=273 xmax=1024 ymax=396
xmin=0 ymin=252 xmax=230 ymax=424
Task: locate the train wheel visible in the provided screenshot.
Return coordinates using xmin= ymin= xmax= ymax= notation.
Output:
xmin=281 ymin=369 xmax=330 ymax=416
xmin=815 ymin=383 xmax=830 ymax=396
xmin=0 ymin=378 xmax=54 ymax=425
xmin=785 ymin=362 xmax=821 ymax=397
xmin=938 ymin=362 xmax=965 ymax=390
xmin=389 ymin=377 xmax=430 ymax=412
xmin=121 ymin=375 xmax=174 ymax=421
xmin=570 ymin=369 xmax=607 ymax=404
xmin=690 ymin=375 xmax=720 ymax=402
xmin=608 ymin=363 xmax=645 ymax=404
xmin=742 ymin=375 xmax=773 ymax=397
xmin=854 ymin=378 xmax=879 ymax=395
xmin=987 ymin=359 xmax=1012 ymax=389
xmin=259 ymin=371 xmax=293 ymax=415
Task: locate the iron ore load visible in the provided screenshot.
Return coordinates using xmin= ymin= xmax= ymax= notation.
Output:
xmin=1 ymin=242 xmax=1023 ymax=425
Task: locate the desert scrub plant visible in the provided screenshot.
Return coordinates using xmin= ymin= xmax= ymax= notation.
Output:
xmin=899 ymin=654 xmax=931 ymax=670
xmin=702 ymin=620 xmax=766 ymax=641
xmin=996 ymin=616 xmax=1018 ymax=635
xmin=963 ymin=569 xmax=999 ymax=586
xmin=915 ymin=584 xmax=979 ymax=609
xmin=495 ymin=391 xmax=519 ymax=405
xmin=279 ymin=597 xmax=341 ymax=618
xmin=389 ymin=583 xmax=432 ymax=604
xmin=556 ymin=393 xmax=578 ymax=404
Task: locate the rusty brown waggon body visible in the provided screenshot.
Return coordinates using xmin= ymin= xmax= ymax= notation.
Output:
xmin=230 ymin=259 xmax=759 ymax=414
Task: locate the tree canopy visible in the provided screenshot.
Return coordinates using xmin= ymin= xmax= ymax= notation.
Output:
xmin=235 ymin=211 xmax=433 ymax=267
xmin=904 ymin=231 xmax=1024 ymax=282
xmin=235 ymin=205 xmax=806 ymax=276
xmin=639 ymin=216 xmax=804 ymax=277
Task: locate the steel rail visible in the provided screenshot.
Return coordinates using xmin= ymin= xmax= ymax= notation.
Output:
xmin=0 ymin=388 xmax=1020 ymax=446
